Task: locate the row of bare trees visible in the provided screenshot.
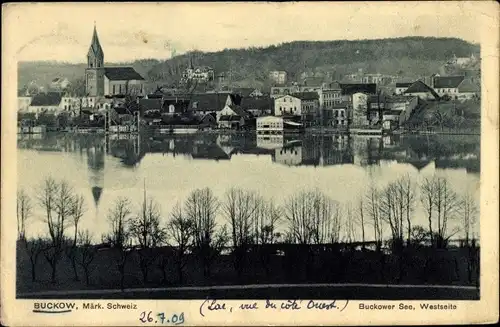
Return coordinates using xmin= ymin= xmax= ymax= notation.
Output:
xmin=17 ymin=178 xmax=95 ymax=284
xmin=18 ymin=174 xmax=478 ymax=286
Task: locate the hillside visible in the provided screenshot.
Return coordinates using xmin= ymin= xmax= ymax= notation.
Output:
xmin=18 ymin=37 xmax=479 ymax=92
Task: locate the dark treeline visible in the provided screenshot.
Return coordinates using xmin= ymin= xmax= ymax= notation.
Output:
xmin=18 ymin=37 xmax=479 ymax=90
xmin=17 ymin=173 xmax=479 ymax=291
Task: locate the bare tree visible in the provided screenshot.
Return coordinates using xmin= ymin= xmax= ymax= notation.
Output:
xmin=433 ymin=176 xmax=460 ymax=248
xmin=400 ymin=174 xmax=416 ymax=245
xmin=129 ymin=194 xmax=166 ymax=284
xmin=343 ymin=202 xmax=356 ymax=243
xmin=379 ymin=182 xmax=404 ymax=251
xmin=185 ymin=187 xmax=227 ymax=278
xmin=284 ymin=189 xmax=341 ymax=244
xmin=460 ymin=189 xmax=478 ymax=246
xmin=24 ymin=237 xmax=46 ymax=282
xmin=17 ymin=189 xmax=33 ymax=241
xmin=356 ymin=195 xmax=366 ymax=247
xmin=420 ymin=176 xmax=436 ymax=245
xmin=253 ymin=197 xmax=282 ymax=245
xmin=365 ymin=183 xmax=383 ymax=250
xmin=67 ymin=194 xmax=86 ymax=281
xmin=38 ymin=178 xmax=74 ymax=283
xmin=251 ymin=197 xmax=282 ymax=276
xmin=103 ymin=197 xmax=133 ymax=290
xmin=284 ymin=190 xmax=314 ymax=244
xmin=165 ymin=202 xmax=193 ymax=284
xmin=76 ymin=230 xmax=97 ymax=286
xmin=222 ymin=188 xmax=259 ymax=277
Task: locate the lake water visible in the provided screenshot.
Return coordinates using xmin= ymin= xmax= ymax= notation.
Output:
xmin=17 ymin=132 xmax=480 ymax=242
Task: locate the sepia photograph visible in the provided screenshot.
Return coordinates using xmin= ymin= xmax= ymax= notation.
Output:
xmin=2 ymin=1 xmax=499 ymax=326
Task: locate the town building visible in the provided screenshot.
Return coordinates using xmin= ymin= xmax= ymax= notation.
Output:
xmin=85 ymin=24 xmax=145 ymax=97
xmin=339 ymin=83 xmax=377 ymax=102
xmin=367 ymin=95 xmax=419 ymax=130
xmin=456 ymin=79 xmax=480 ymax=101
xmin=269 ymin=71 xmax=287 ymax=85
xmin=182 ymin=58 xmax=215 ymax=83
xmin=232 ymin=87 xmax=264 ymax=98
xmin=447 ymin=53 xmax=478 ymax=67
xmin=216 ymin=104 xmax=250 ymax=129
xmin=274 ymin=92 xmax=320 ymax=126
xmin=27 ymin=92 xmax=64 ymax=116
xmin=239 ymin=96 xmax=274 ymax=117
xmin=256 ymin=116 xmax=303 ymax=134
xmin=395 ymin=82 xmax=414 ymax=95
xmin=432 ymin=75 xmax=465 ymax=97
xmin=323 ymin=101 xmax=349 ymax=128
xmin=361 ymin=73 xmax=396 ymax=85
xmin=403 ymin=80 xmax=439 ymax=100
xmin=318 ymin=82 xmax=343 ymax=109
xmin=18 ymin=95 xmax=32 ymax=112
xmin=270 ymin=84 xmax=302 ymax=99
xmin=50 ymin=77 xmax=70 ymax=90
xmin=188 ymin=93 xmax=234 ymax=117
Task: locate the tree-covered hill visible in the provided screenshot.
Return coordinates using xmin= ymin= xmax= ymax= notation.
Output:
xmin=18 ymin=37 xmax=479 ymax=92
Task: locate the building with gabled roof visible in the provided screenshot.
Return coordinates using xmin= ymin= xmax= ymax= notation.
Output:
xmin=404 ymin=80 xmax=439 ymax=100
xmin=432 ymin=75 xmax=465 ymax=97
xmin=85 ymin=24 xmax=144 ymax=97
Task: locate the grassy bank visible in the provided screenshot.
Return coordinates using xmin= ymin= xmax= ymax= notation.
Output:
xmin=17 ymin=242 xmax=479 ymax=298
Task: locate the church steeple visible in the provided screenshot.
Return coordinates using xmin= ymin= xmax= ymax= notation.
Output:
xmin=87 ymin=23 xmax=104 ymax=68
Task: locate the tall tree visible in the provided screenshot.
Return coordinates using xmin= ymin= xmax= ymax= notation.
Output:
xmin=17 ymin=189 xmax=33 ymax=241
xmin=38 ymin=178 xmax=74 ymax=283
xmin=222 ymin=188 xmax=259 ymax=278
xmin=67 ymin=194 xmax=86 ymax=281
xmin=129 ymin=189 xmax=166 ymax=284
xmin=460 ymin=189 xmax=478 ymax=246
xmin=103 ymin=197 xmax=133 ymax=290
xmin=165 ymin=202 xmax=193 ymax=284
xmin=185 ymin=187 xmax=227 ymax=278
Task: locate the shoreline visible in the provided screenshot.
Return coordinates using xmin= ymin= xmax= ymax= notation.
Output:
xmin=17 ymin=129 xmax=481 ymax=137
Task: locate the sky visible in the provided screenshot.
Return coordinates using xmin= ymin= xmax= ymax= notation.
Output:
xmin=3 ymin=2 xmax=488 ymax=63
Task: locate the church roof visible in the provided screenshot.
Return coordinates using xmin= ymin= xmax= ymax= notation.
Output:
xmin=88 ymin=25 xmax=104 ymax=59
xmin=104 ymin=67 xmax=145 ymax=81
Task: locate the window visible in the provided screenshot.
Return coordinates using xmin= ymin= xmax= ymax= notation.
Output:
xmin=113 ymin=85 xmax=116 ymax=94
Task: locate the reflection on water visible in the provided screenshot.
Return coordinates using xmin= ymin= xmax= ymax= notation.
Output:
xmin=17 ymin=132 xmax=480 ymax=241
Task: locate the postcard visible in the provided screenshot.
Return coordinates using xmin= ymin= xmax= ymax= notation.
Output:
xmin=1 ymin=1 xmax=499 ymax=326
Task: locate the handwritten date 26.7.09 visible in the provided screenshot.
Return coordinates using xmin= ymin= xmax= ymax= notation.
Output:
xmin=139 ymin=311 xmax=185 ymax=325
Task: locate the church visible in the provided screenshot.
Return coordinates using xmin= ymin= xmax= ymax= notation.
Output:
xmin=85 ymin=24 xmax=145 ymax=97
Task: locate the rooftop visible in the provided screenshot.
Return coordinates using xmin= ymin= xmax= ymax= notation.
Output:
xmin=433 ymin=76 xmax=465 ymax=89
xmin=104 ymin=67 xmax=144 ymax=81
xmin=339 ymin=83 xmax=377 ymax=95
xmin=30 ymin=92 xmax=62 ymax=106
xmin=404 ymin=81 xmax=439 ymax=99
xmin=457 ymin=79 xmax=480 ymax=93
xmin=189 ymin=93 xmax=229 ymax=111
xmin=291 ymin=92 xmax=319 ymax=101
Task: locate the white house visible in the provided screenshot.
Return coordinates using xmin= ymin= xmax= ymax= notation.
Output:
xmin=432 ymin=76 xmax=465 ymax=97
xmin=27 ymin=92 xmax=63 ymax=116
xmin=274 ymin=92 xmax=319 ymax=125
xmin=274 ymin=95 xmax=302 ymax=116
xmin=216 ymin=104 xmax=249 ymax=129
xmin=257 ymin=116 xmax=284 ymax=134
